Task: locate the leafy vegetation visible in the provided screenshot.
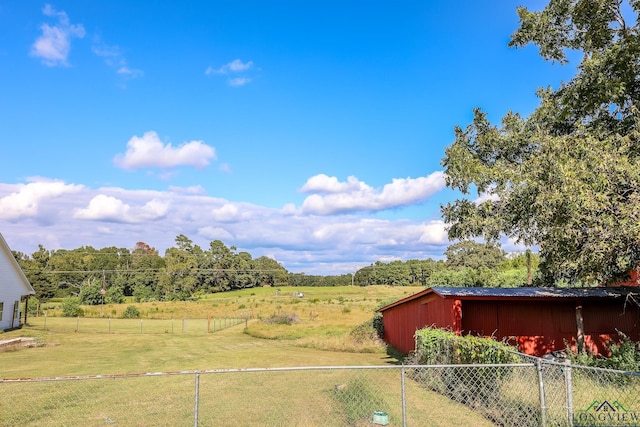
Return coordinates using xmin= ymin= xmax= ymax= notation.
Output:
xmin=445 ymin=240 xmax=506 ymax=270
xmin=60 ymin=297 xmax=83 ymax=317
xmin=261 ymin=313 xmax=300 ymax=325
xmin=409 ymin=327 xmax=520 ymax=365
xmin=568 ymin=331 xmax=640 ymax=372
xmin=13 ymin=234 xmax=541 ymax=308
xmin=408 ymin=328 xmax=538 ymax=426
xmin=349 ymin=317 xmax=382 ymax=344
xmin=441 ymin=0 xmax=640 ymax=285
xmin=121 ymin=305 xmax=141 ymax=319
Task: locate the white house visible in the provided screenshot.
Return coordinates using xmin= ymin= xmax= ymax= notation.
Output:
xmin=0 ymin=233 xmax=35 ymax=330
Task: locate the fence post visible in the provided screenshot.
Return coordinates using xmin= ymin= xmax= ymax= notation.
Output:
xmin=536 ymin=359 xmax=547 ymax=427
xmin=194 ymin=371 xmax=200 ymax=427
xmin=140 ymin=319 xmax=143 ymax=333
xmin=44 ymin=312 xmax=47 ymax=330
xmin=401 ymin=366 xmax=407 ymax=427
xmin=564 ymin=360 xmax=574 ymax=426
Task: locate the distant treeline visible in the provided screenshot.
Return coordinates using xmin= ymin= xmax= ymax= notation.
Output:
xmin=13 ymin=235 xmax=537 ymax=304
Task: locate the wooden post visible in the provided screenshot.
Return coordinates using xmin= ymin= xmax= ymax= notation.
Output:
xmin=575 ymin=303 xmax=584 ymax=354
xmin=452 ymin=299 xmax=462 ymax=335
xmin=23 ymin=295 xmax=29 ymax=326
xmin=526 ymin=249 xmax=533 ymax=286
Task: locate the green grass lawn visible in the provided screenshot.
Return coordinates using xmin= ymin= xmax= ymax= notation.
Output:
xmin=3 ymin=286 xmax=420 ymax=377
xmin=0 ymin=286 xmax=499 ymax=426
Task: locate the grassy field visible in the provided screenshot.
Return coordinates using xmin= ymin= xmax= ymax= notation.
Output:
xmin=0 ymin=285 xmax=501 ymax=426
xmin=2 ymin=286 xmax=421 ymax=377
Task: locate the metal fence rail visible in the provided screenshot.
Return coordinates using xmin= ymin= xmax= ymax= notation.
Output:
xmin=2 ymin=360 xmax=639 ymax=426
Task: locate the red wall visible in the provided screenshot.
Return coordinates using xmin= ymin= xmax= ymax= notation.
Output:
xmin=582 ymin=301 xmax=639 ymax=355
xmin=461 ymin=300 xmax=640 ymax=356
xmin=382 ymin=294 xmax=640 ymax=357
xmin=461 ymin=300 xmax=577 ymax=356
xmin=382 ymin=295 xmax=458 ymax=354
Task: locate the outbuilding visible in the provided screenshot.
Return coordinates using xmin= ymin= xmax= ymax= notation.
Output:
xmin=377 ymin=286 xmax=640 ymax=357
xmin=0 ymin=233 xmax=35 ymax=331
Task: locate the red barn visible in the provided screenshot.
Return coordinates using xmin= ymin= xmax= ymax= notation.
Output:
xmin=377 ymin=287 xmax=640 ymax=357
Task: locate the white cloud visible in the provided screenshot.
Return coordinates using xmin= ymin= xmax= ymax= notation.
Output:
xmin=91 ymin=41 xmax=120 ymax=57
xmin=92 ymin=38 xmax=143 ymax=79
xmin=116 ymin=66 xmax=144 ymax=78
xmin=168 ymin=185 xmax=207 ymax=195
xmin=419 ymin=220 xmax=448 ymax=244
xmin=113 ymin=131 xmax=216 ymax=170
xmin=300 ymin=174 xmax=365 ymax=194
xmin=0 ymin=174 xmax=450 ymax=275
xmin=300 ymin=171 xmax=447 ymax=215
xmin=226 ymin=59 xmax=253 ymax=72
xmin=211 ymin=204 xmax=239 ymax=222
xmin=0 ymin=179 xmax=83 ymax=220
xmin=206 ymin=59 xmax=255 ymax=86
xmin=228 ymin=77 xmax=251 ymax=87
xmin=73 ymin=195 xmax=169 ymax=223
xmin=139 ymin=199 xmax=170 ymax=220
xmin=198 ymin=226 xmax=234 ymax=241
xmin=207 ymin=59 xmax=253 ymax=75
xmin=74 ymin=194 xmax=131 ymax=221
xmin=30 ymin=4 xmax=85 ymax=66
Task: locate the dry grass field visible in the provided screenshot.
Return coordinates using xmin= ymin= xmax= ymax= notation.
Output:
xmin=0 ymin=286 xmax=500 ymax=426
xmin=2 ymin=286 xmax=421 ymax=377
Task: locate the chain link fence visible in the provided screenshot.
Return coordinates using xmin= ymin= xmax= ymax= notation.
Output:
xmin=2 ymin=358 xmax=639 ymax=426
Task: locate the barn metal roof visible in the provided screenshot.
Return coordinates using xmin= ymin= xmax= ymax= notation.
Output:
xmin=377 ymin=286 xmax=640 ymax=312
xmin=430 ymin=286 xmax=639 ymax=299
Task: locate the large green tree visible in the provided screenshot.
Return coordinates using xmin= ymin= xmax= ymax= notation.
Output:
xmin=159 ymin=235 xmax=200 ymax=300
xmin=445 ymin=241 xmax=506 ymax=271
xmin=441 ymin=0 xmax=640 ymax=285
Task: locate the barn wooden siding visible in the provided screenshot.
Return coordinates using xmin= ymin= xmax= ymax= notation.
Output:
xmin=461 ymin=300 xmax=578 ymax=355
xmin=582 ymin=300 xmax=639 ymax=354
xmin=378 ymin=287 xmax=640 ymax=357
xmin=380 ymin=290 xmax=461 ymax=354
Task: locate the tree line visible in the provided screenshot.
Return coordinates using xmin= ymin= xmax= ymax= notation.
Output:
xmin=12 ymin=235 xmax=538 ymax=305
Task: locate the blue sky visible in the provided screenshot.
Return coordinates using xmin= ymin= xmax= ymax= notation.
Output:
xmin=0 ymin=1 xmax=575 ymax=274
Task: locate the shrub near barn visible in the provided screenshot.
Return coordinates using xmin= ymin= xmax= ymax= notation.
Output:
xmin=408 ymin=328 xmax=532 ymax=425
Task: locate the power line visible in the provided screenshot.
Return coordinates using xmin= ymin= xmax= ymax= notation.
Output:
xmin=22 ymin=268 xmax=290 ymax=274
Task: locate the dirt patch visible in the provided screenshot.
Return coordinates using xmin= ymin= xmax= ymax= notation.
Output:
xmin=0 ymin=337 xmax=37 ymax=352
